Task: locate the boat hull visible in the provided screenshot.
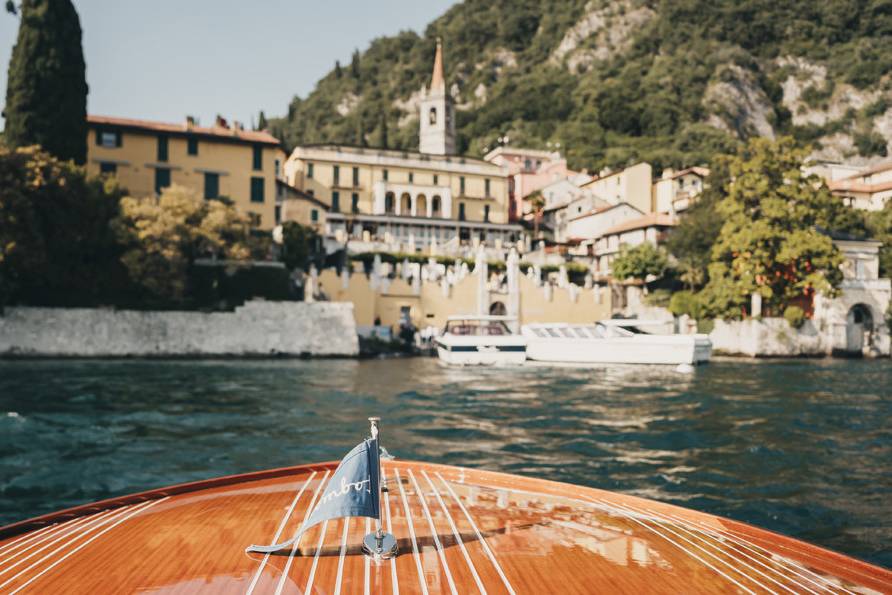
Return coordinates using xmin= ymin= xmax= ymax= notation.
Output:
xmin=525 ymin=333 xmax=713 ymax=365
xmin=0 ymin=460 xmax=889 ymax=594
xmin=435 ymin=337 xmax=527 ymax=366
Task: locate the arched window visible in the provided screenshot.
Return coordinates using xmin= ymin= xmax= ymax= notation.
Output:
xmin=400 ymin=192 xmax=412 ymax=214
xmin=429 ymin=107 xmax=437 ymax=125
xmin=432 ymin=195 xmax=441 ymax=217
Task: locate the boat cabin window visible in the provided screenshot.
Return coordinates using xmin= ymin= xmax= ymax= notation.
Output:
xmin=546 ymin=328 xmax=562 ymax=338
xmin=445 ymin=319 xmax=511 ymax=336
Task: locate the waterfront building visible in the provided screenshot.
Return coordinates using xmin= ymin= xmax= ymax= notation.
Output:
xmin=483 ymin=146 xmax=574 ymax=221
xmin=86 ymin=115 xmax=284 ymax=229
xmin=276 ymin=180 xmax=327 ymax=233
xmin=282 ymin=41 xmax=521 ymax=252
xmin=653 ymin=167 xmax=709 ymax=214
xmin=823 ymin=160 xmax=892 ymax=211
xmin=591 ymin=213 xmax=678 ymax=277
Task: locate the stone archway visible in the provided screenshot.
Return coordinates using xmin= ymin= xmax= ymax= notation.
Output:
xmin=400 ymin=193 xmax=412 ymax=215
xmin=416 ymin=194 xmax=427 ymax=217
xmin=431 ymin=195 xmax=442 ymax=218
xmin=846 ymin=303 xmax=874 ymax=354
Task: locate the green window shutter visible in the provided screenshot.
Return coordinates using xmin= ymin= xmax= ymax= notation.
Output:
xmin=484 ymin=205 xmax=490 ymax=222
xmin=485 ymin=178 xmax=490 ymax=197
xmin=458 ymin=203 xmax=466 ymax=221
xmin=331 ymin=191 xmax=340 ymax=212
xmin=154 ymin=168 xmax=171 ymax=195
xmin=95 ymin=129 xmax=102 ymax=145
xmin=250 ymin=177 xmax=265 ymax=202
xmin=460 ymin=176 xmax=465 ymax=195
xmin=307 ymin=162 xmax=314 ymax=178
xmin=351 ymin=192 xmax=359 ymax=213
xmin=157 ymin=135 xmax=168 ymax=162
xmin=311 ymin=209 xmax=319 ymax=222
xmin=188 ymin=137 xmax=198 ymax=155
xmin=204 ymin=173 xmax=219 ymax=199
xmin=115 ymin=131 xmax=122 ymax=147
xmin=333 ymin=165 xmax=340 ymax=185
xmin=352 ymin=167 xmax=359 ymax=186
xmin=253 ymin=145 xmax=262 ymax=170
xmin=383 ymin=168 xmax=388 ymax=181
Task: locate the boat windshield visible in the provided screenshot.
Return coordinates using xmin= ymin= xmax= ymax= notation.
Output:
xmin=445 ymin=320 xmax=512 ymax=336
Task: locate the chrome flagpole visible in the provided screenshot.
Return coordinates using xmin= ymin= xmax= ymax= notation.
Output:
xmin=362 ymin=416 xmax=398 ymax=560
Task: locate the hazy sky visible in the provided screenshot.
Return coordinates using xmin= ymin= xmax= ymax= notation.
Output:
xmin=0 ymin=0 xmax=455 ymax=128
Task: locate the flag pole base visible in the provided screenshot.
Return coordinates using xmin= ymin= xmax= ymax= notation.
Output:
xmin=362 ymin=531 xmax=398 ymax=560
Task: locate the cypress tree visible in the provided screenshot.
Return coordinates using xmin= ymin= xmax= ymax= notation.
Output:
xmin=377 ymin=113 xmax=388 ymax=149
xmin=3 ymin=0 xmax=88 ymax=164
xmin=257 ymin=110 xmax=268 ymax=130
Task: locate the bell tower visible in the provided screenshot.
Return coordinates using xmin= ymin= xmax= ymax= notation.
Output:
xmin=419 ymin=38 xmax=455 ymax=155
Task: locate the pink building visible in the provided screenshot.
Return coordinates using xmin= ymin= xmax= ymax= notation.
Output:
xmin=483 ymin=147 xmax=577 ymax=221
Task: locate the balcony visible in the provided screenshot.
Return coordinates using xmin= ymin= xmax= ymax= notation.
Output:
xmin=372 ymin=180 xmax=453 ymax=218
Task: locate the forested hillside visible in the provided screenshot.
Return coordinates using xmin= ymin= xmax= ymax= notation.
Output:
xmin=269 ymin=0 xmax=892 ymax=171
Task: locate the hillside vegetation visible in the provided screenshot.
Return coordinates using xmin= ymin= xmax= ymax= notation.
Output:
xmin=269 ymin=0 xmax=892 ymax=172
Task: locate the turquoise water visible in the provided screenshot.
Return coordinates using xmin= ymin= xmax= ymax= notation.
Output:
xmin=0 ymin=357 xmax=889 ymax=567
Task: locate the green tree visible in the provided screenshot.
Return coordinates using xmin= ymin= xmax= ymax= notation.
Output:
xmin=280 ymin=221 xmax=319 ymax=271
xmin=113 ymin=185 xmax=253 ymax=302
xmin=0 ymin=145 xmax=127 ymax=307
xmin=699 ymin=137 xmax=845 ymax=319
xmin=866 ymin=203 xmax=892 ymax=277
xmin=666 ymin=161 xmax=729 ymax=290
xmin=612 ymin=243 xmax=670 ymax=281
xmin=257 ymin=110 xmax=268 ymax=130
xmin=4 ymin=0 xmax=88 ymax=164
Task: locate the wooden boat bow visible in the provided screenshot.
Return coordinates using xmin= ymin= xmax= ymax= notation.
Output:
xmin=0 ymin=460 xmax=889 ymax=593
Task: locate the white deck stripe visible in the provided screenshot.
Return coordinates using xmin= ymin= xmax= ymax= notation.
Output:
xmin=382 ymin=468 xmax=399 ymax=595
xmin=408 ymin=469 xmax=458 ymax=595
xmin=593 ymin=498 xmax=759 ymax=595
xmin=8 ymin=498 xmax=166 ymax=595
xmin=363 ymin=517 xmax=371 ymax=595
xmin=689 ymin=519 xmax=851 ymax=595
xmin=0 ymin=508 xmax=118 ymax=578
xmin=625 ymin=503 xmax=808 ymax=595
xmin=436 ymin=473 xmax=515 ymax=595
xmin=305 ymin=519 xmax=328 ymax=593
xmin=656 ymin=510 xmax=826 ymax=595
xmin=245 ymin=471 xmax=317 ymax=595
xmin=395 ymin=468 xmax=429 ymax=595
xmin=334 ymin=518 xmax=350 ymax=595
xmin=0 ymin=515 xmax=96 ymax=565
xmin=608 ymin=500 xmax=778 ymax=594
xmin=422 ymin=470 xmax=486 ymax=595
xmin=274 ymin=469 xmax=331 ymax=595
xmin=0 ymin=523 xmax=65 ymax=557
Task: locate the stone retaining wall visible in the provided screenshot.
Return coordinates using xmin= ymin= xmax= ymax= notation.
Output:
xmin=0 ymin=301 xmax=359 ymax=357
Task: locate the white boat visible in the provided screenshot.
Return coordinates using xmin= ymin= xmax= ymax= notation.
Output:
xmin=435 ymin=315 xmax=527 ymax=365
xmin=522 ymin=320 xmax=712 ymax=365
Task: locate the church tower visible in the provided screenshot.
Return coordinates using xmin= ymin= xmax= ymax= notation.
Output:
xmin=419 ymin=38 xmax=456 ymax=155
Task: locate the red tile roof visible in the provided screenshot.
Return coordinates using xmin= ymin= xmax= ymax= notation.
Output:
xmin=601 ymin=213 xmax=677 ymax=236
xmin=87 ymin=115 xmax=281 ymax=146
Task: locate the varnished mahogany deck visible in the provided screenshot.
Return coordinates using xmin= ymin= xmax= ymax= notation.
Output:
xmin=0 ymin=461 xmax=889 ymax=594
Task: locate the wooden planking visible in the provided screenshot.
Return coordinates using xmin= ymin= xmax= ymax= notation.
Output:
xmin=0 ymin=460 xmax=889 ymax=594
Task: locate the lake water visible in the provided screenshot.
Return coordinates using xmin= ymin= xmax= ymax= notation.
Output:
xmin=0 ymin=357 xmax=889 ymax=568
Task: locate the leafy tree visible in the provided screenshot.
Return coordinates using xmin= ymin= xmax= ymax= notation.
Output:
xmin=3 ymin=0 xmax=88 ymax=164
xmin=0 ymin=145 xmax=127 ymax=307
xmin=280 ymin=221 xmax=319 ymax=271
xmin=612 ymin=243 xmax=670 ymax=281
xmin=666 ymin=164 xmax=728 ymax=290
xmin=699 ymin=137 xmax=846 ymax=318
xmin=866 ymin=203 xmax=892 ymax=277
xmin=112 ymin=185 xmax=253 ymax=302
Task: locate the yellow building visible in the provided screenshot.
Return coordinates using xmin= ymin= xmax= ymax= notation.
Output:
xmin=86 ymin=115 xmax=285 ymax=229
xmin=282 ymin=40 xmax=522 ymax=248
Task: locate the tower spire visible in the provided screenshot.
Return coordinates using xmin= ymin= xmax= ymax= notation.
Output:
xmin=430 ymin=37 xmax=445 ymax=91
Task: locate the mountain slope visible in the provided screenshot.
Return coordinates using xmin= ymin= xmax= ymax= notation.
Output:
xmin=269 ymin=0 xmax=892 ymax=172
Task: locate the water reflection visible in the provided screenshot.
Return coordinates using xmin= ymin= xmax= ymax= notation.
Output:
xmin=0 ymin=357 xmax=889 ymax=568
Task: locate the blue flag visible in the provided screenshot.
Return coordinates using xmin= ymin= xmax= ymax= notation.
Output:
xmin=246 ymin=437 xmax=380 ymax=554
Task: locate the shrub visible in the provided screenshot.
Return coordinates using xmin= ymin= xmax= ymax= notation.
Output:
xmin=784 ymin=305 xmax=806 ymax=329
xmin=669 ymin=290 xmax=703 ymax=318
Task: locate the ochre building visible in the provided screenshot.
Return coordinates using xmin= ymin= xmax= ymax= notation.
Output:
xmin=282 ymin=40 xmax=521 ymax=247
xmin=85 ymin=115 xmax=284 ymax=229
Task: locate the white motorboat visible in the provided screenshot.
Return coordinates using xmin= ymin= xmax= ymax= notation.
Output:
xmin=522 ymin=320 xmax=712 ymax=365
xmin=435 ymin=315 xmax=527 ymax=365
